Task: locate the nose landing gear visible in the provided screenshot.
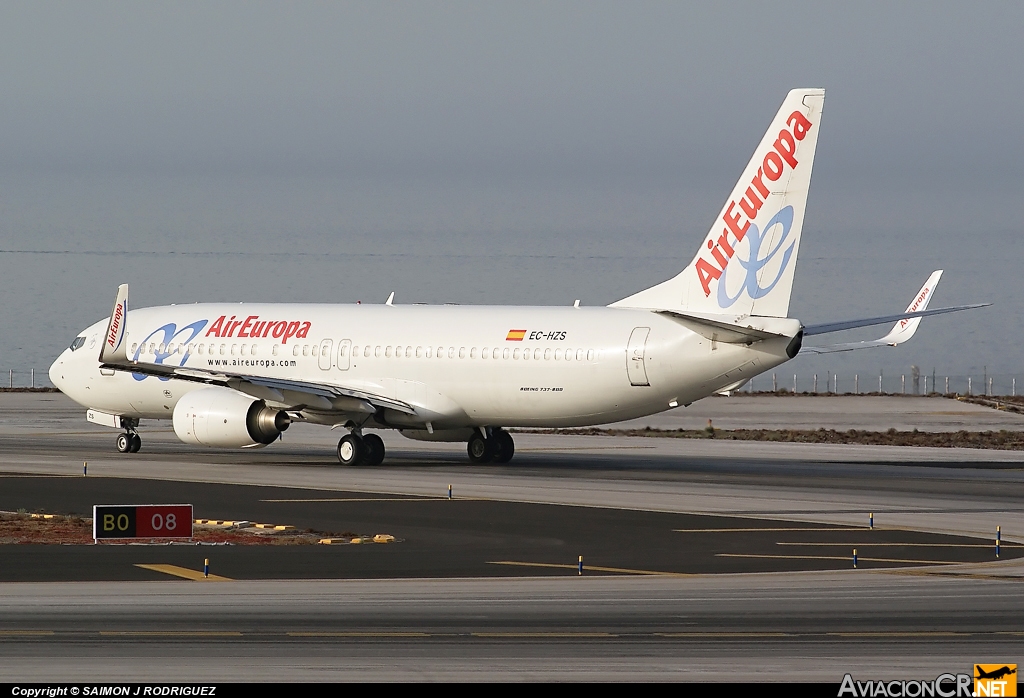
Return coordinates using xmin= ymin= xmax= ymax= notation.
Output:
xmin=116 ymin=429 xmax=142 ymax=454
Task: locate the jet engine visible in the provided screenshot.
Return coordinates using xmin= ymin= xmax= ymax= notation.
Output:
xmin=172 ymin=387 xmax=290 ymax=448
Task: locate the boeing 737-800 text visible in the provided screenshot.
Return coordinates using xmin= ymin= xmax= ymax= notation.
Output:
xmin=48 ymin=89 xmax=986 ymax=465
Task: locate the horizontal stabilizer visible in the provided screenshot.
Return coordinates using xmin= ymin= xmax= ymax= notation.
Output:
xmin=655 ymin=310 xmax=788 ymax=344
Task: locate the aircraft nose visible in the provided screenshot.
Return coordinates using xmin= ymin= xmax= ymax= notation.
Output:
xmin=48 ymin=353 xmax=67 ymax=392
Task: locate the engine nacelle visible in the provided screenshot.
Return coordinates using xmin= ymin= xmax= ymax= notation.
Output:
xmin=173 ymin=387 xmax=290 ymax=448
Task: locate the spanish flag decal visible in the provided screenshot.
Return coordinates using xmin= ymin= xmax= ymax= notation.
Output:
xmin=506 ymin=329 xmax=527 ymax=341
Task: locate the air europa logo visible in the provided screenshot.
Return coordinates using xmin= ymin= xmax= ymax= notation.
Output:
xmin=695 ymin=109 xmax=814 ymax=302
xmin=206 ymin=315 xmax=311 ymax=344
xmin=131 ymin=319 xmax=208 ymax=382
xmin=106 ymin=301 xmax=125 ymax=349
xmin=900 ymin=287 xmax=931 ymax=329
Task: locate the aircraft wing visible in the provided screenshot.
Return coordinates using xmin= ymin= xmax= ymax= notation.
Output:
xmin=802 ymin=270 xmax=990 ymax=354
xmin=97 ymin=285 xmax=414 ymax=415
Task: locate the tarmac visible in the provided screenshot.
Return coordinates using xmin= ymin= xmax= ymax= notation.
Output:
xmin=1 ymin=392 xmax=1023 ymax=681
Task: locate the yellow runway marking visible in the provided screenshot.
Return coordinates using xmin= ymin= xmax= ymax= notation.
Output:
xmin=517 ymin=446 xmax=657 ymax=452
xmin=472 ymin=632 xmax=616 ymax=638
xmin=674 ymin=527 xmax=868 ymax=533
xmin=717 ymin=553 xmax=959 ymax=565
xmin=135 ymin=564 xmax=232 ymax=581
xmin=488 ymin=561 xmax=693 ymax=576
xmin=99 ymin=631 xmax=242 ymax=637
xmin=260 ymin=497 xmax=447 ymax=503
xmin=654 ymin=632 xmax=791 ymax=638
xmin=827 ymin=631 xmax=969 ymax=637
xmin=777 ymin=542 xmax=1023 ymax=548
xmin=0 ymin=630 xmax=54 ymax=636
xmin=288 ymin=632 xmax=431 ymax=638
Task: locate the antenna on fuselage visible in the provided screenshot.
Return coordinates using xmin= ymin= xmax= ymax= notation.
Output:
xmin=385 ymin=292 xmax=395 ymax=306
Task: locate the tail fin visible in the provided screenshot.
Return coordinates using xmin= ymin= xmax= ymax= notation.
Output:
xmin=612 ymin=89 xmax=825 ymax=317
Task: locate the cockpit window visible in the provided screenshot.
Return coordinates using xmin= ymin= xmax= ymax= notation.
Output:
xmin=69 ymin=336 xmax=86 ymax=352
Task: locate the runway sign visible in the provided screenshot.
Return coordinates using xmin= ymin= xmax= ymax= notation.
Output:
xmin=93 ymin=504 xmax=193 ymax=540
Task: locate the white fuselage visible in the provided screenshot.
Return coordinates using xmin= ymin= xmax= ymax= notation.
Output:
xmin=50 ymin=303 xmax=797 ymax=432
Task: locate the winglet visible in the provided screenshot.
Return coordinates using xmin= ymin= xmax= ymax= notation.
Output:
xmin=99 ymin=284 xmax=130 ymax=364
xmin=876 ymin=270 xmax=942 ymax=346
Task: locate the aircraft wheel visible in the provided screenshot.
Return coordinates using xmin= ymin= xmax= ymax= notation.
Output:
xmin=363 ymin=433 xmax=386 ymax=466
xmin=467 ymin=432 xmax=493 ymax=464
xmin=129 ymin=434 xmax=142 ymax=453
xmin=116 ymin=433 xmax=131 ymax=453
xmin=337 ymin=433 xmax=365 ymax=466
xmin=492 ymin=430 xmax=515 ymax=463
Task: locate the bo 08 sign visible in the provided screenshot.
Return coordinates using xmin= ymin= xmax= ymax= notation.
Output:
xmin=93 ymin=504 xmax=193 ymax=540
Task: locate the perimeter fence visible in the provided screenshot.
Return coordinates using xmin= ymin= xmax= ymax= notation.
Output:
xmin=747 ymin=370 xmax=1021 ymax=397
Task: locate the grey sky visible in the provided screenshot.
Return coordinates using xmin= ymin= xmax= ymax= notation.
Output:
xmin=0 ymin=2 xmax=1021 ymax=378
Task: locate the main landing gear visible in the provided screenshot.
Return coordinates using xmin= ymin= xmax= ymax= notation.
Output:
xmin=337 ymin=431 xmax=386 ymax=466
xmin=467 ymin=428 xmax=514 ymax=464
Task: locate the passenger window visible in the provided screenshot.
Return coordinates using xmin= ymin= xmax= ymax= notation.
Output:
xmin=187 ymin=344 xmax=194 ymax=355
xmin=482 ymin=347 xmax=490 ymax=359
xmin=292 ymin=345 xmax=300 ymax=357
xmin=373 ymin=346 xmax=380 ymax=358
xmin=576 ymin=349 xmax=584 ymax=361
xmin=386 ymin=346 xmax=393 ymax=358
xmin=534 ymin=348 xmax=542 ymax=360
xmin=448 ymin=347 xmax=455 ymax=359
xmin=503 ymin=348 xmax=510 ymax=360
xmin=311 ymin=345 xmax=318 ymax=357
xmin=554 ymin=349 xmax=562 ymax=360
xmin=470 ymin=347 xmax=477 ymax=359
xmin=406 ymin=346 xmax=413 ymax=358
xmin=130 ymin=343 xmax=138 ymax=354
xmin=302 ymin=345 xmax=310 ymax=357
xmin=544 ymin=348 xmax=552 ymax=360
xmin=231 ymin=345 xmax=238 ymax=356
xmin=341 ymin=346 xmax=349 ymax=358
xmin=425 ymin=347 xmax=432 ymax=358
xmin=241 ymin=344 xmax=248 ymax=356
xmin=437 ymin=347 xmax=444 ymax=358
xmin=220 ymin=344 xmax=226 ymax=355
xmin=459 ymin=347 xmax=466 ymax=359
xmin=272 ymin=345 xmax=279 ymax=356
xmin=513 ymin=348 xmax=520 ymax=360
xmin=587 ymin=349 xmax=594 ymax=361
xmin=251 ymin=344 xmax=258 ymax=356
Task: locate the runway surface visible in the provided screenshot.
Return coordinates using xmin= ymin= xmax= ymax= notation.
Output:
xmin=2 ymin=393 xmax=1023 ymax=681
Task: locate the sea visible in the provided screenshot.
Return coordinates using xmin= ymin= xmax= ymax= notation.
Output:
xmin=1 ymin=172 xmax=1019 ymax=394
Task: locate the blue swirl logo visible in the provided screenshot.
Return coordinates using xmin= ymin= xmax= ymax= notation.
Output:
xmin=717 ymin=206 xmax=796 ymax=309
xmin=131 ymin=319 xmax=208 ymax=381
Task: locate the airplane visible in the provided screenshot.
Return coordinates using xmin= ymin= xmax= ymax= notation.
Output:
xmin=976 ymin=666 xmax=1017 ymax=681
xmin=48 ymin=88 xmax=987 ymax=465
